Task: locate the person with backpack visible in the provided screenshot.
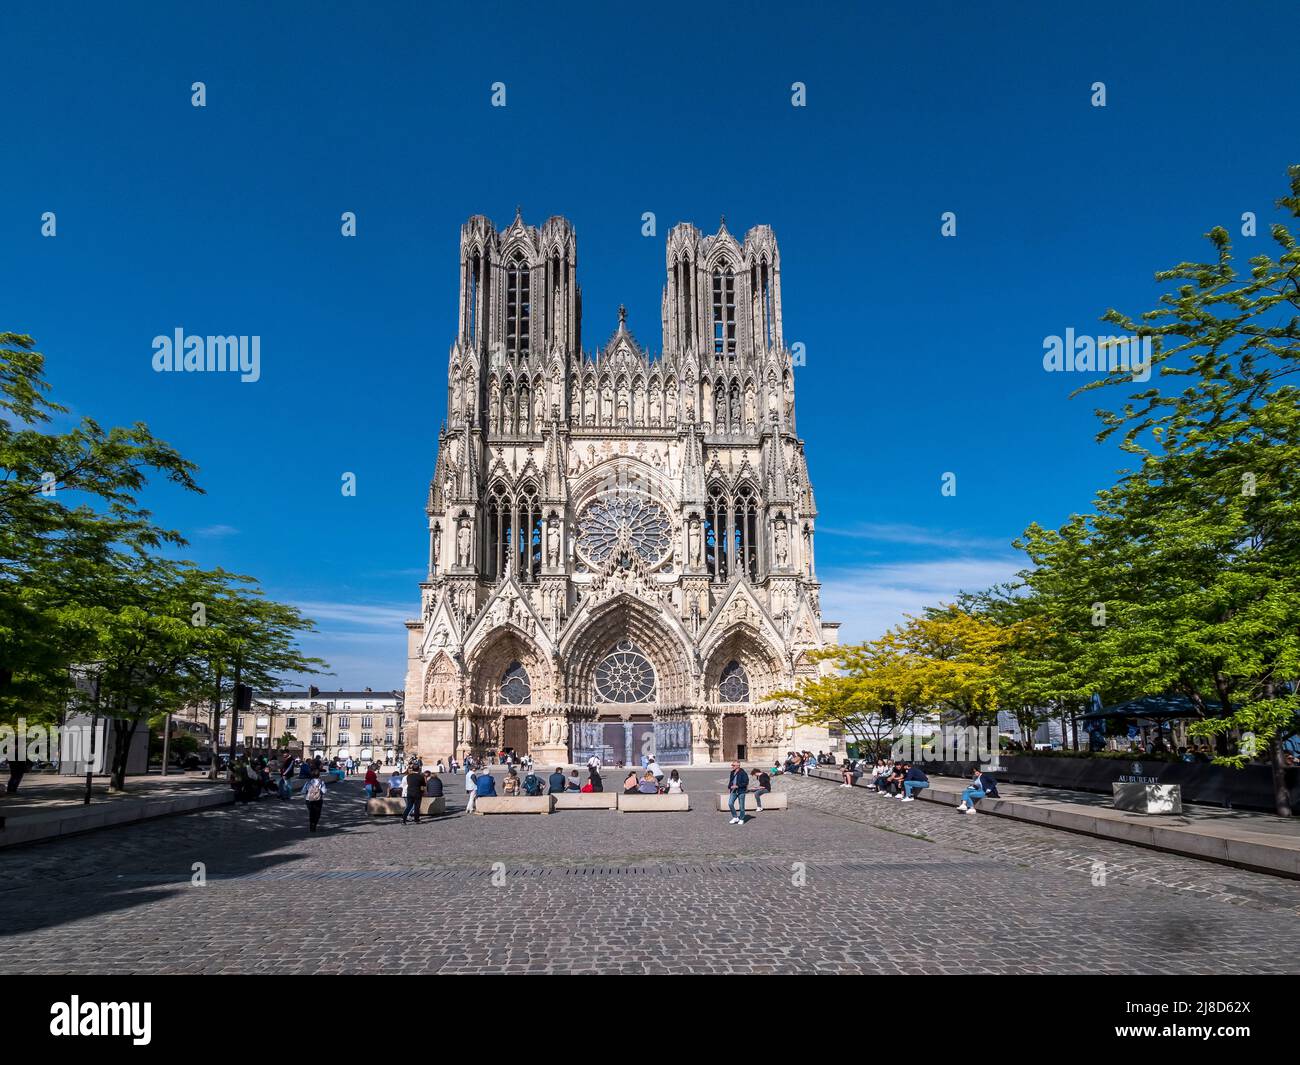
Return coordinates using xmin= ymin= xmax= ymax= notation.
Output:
xmin=302 ymin=770 xmax=327 ymax=832
xmin=522 ymin=769 xmax=543 ymax=797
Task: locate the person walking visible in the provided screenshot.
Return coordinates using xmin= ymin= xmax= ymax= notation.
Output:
xmin=464 ymin=765 xmax=478 ymax=813
xmin=727 ymin=761 xmax=749 ymax=825
xmin=302 ymin=770 xmax=327 ymax=832
xmin=403 ymin=763 xmax=425 ymax=824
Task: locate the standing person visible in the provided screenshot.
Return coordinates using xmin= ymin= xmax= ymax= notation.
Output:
xmin=750 ymin=766 xmax=771 ymax=811
xmin=363 ymin=762 xmax=380 ymax=798
xmin=727 ymin=761 xmax=749 ymax=825
xmin=403 ymin=764 xmax=425 ymax=824
xmin=6 ymin=757 xmax=32 ymax=794
xmin=588 ymin=765 xmax=603 ymax=792
xmin=464 ymin=765 xmax=478 ymax=813
xmin=302 ymin=770 xmax=327 ymax=832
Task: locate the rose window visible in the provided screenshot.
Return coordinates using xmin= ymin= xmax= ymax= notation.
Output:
xmin=576 ymin=494 xmax=672 ymax=568
xmin=594 ymin=640 xmax=657 ymax=703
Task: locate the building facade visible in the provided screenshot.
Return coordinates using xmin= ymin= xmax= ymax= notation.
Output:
xmin=178 ymin=688 xmax=404 ymax=764
xmin=404 ymin=211 xmax=837 ymax=766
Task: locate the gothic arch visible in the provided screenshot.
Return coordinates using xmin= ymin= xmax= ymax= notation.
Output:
xmin=466 ymin=626 xmax=554 ymax=707
xmin=560 ymin=594 xmax=695 ymax=707
xmin=702 ymin=624 xmax=786 ymax=703
xmin=421 ymin=651 xmax=462 ymax=711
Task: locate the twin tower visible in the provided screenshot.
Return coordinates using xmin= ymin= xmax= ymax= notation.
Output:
xmin=403 ymin=210 xmax=835 ymax=768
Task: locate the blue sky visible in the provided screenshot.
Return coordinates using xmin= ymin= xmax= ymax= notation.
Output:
xmin=3 ymin=0 xmax=1297 ymax=688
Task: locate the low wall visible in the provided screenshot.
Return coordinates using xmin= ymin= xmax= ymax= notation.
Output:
xmin=986 ymin=756 xmax=1299 ymax=813
xmin=617 ymin=793 xmax=689 ymax=812
xmin=715 ymin=792 xmax=788 ymax=811
xmin=553 ymin=792 xmax=618 ymax=810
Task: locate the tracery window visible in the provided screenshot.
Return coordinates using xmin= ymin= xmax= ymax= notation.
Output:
xmin=719 ymin=660 xmax=751 ymax=703
xmin=576 ymin=494 xmax=672 ymax=568
xmin=594 ymin=640 xmax=656 ymax=703
xmin=500 ymin=661 xmax=532 ymax=705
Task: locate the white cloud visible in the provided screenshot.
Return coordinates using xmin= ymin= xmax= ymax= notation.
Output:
xmin=820 ymin=555 xmax=1023 ymax=643
xmin=819 ymin=522 xmax=1012 ymax=552
xmin=196 ymin=524 xmax=240 ymax=537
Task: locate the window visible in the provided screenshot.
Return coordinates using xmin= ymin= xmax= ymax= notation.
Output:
xmin=506 ymin=254 xmax=531 ymax=354
xmin=712 ymin=264 xmax=736 ymax=356
xmin=338 ymin=716 xmax=349 ymax=729
xmin=365 ymin=701 xmax=373 ymax=710
xmin=361 ymin=715 xmax=373 ymax=729
xmin=576 ymin=494 xmax=672 ymax=569
xmin=500 ymin=662 xmax=532 ymax=705
xmin=385 ymin=732 xmax=394 ymax=744
xmin=312 ymin=715 xmax=324 ymax=727
xmin=360 ymin=732 xmax=372 ymax=746
xmin=311 ymin=732 xmax=325 ymax=746
xmin=594 ymin=640 xmax=656 ymax=704
xmin=286 ymin=716 xmax=297 ymax=730
xmin=719 ymin=660 xmax=751 ymax=703
xmin=385 ymin=715 xmax=394 ymax=728
xmin=338 ymin=732 xmax=350 ymax=746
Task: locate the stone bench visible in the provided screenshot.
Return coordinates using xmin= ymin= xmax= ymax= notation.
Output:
xmin=366 ymin=796 xmax=447 ymax=816
xmin=715 ymin=792 xmax=788 ymax=811
xmin=474 ymin=795 xmax=553 ymax=815
xmin=553 ymin=792 xmax=618 ymax=810
xmin=1112 ymin=783 xmax=1183 ymax=815
xmin=616 ymin=792 xmax=690 ymax=812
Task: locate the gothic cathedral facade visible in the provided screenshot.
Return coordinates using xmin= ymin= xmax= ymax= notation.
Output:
xmin=404 ymin=211 xmax=837 ymax=766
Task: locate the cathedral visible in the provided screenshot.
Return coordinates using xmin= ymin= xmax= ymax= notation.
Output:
xmin=403 ymin=210 xmax=837 ymax=766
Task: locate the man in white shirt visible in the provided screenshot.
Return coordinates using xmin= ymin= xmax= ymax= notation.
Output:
xmin=464 ymin=766 xmax=478 ymax=813
xmin=648 ymin=757 xmax=664 ymax=782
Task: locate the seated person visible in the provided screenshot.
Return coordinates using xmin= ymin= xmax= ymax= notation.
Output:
xmin=474 ymin=770 xmax=497 ymax=798
xmin=387 ymin=770 xmax=403 ymax=797
xmin=637 ymin=772 xmax=660 ymax=794
xmin=566 ymin=770 xmax=582 ymax=791
xmin=548 ymin=767 xmax=567 ymax=793
xmin=957 ymin=767 xmax=999 ymax=815
xmin=521 ymin=771 xmax=543 ymax=796
xmin=665 ymin=769 xmax=685 ymax=794
xmin=901 ymin=763 xmax=929 ymax=801
xmin=881 ymin=764 xmax=905 ymax=797
xmin=623 ymin=770 xmax=640 ymax=794
xmin=502 ymin=769 xmax=521 ymax=796
xmin=751 ymin=767 xmax=771 ymax=810
xmin=424 ymin=772 xmax=444 ymax=798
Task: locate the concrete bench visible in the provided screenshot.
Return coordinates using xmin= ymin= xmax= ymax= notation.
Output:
xmin=617 ymin=793 xmax=690 ymax=812
xmin=366 ymin=796 xmax=447 ymax=816
xmin=474 ymin=795 xmax=553 ymax=815
xmin=1112 ymin=783 xmax=1183 ymax=815
xmin=715 ymin=792 xmax=788 ymax=811
xmin=553 ymin=792 xmax=618 ymax=810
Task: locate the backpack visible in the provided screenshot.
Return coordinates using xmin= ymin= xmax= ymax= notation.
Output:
xmin=522 ymin=774 xmax=542 ymax=796
xmin=305 ymin=779 xmax=323 ymax=802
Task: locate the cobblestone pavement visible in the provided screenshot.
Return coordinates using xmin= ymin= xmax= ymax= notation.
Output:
xmin=0 ymin=769 xmax=1295 ymax=974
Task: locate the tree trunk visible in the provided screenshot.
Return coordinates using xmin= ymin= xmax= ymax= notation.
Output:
xmin=111 ymin=717 xmax=140 ymax=791
xmin=1271 ymin=737 xmax=1292 ymax=818
xmin=209 ymin=663 xmax=223 ymax=781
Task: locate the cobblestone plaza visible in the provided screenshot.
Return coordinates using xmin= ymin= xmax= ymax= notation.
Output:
xmin=1 ymin=771 xmax=1294 ymax=975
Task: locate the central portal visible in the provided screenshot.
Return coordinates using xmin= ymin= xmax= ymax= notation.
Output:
xmin=570 ymin=719 xmax=693 ymax=767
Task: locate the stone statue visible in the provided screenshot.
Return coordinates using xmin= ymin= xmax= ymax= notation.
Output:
xmin=456 ymin=522 xmax=471 ymax=566
xmin=774 ymin=521 xmax=789 ymax=567
xmin=546 ymin=521 xmax=560 ymax=566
